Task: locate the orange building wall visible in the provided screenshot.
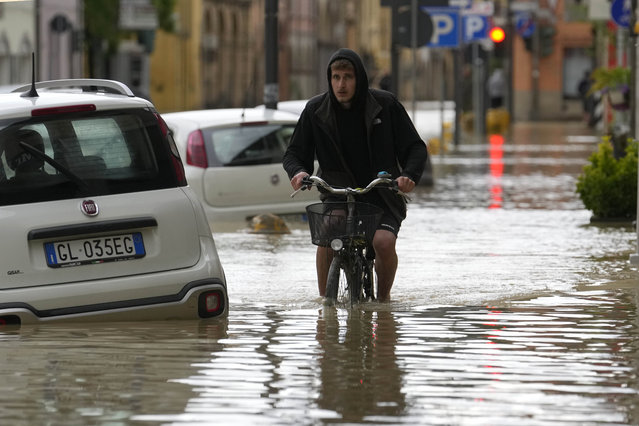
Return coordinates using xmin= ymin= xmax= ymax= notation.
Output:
xmin=512 ymin=16 xmax=593 ymax=120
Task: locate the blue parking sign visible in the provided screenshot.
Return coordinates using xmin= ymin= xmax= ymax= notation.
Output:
xmin=463 ymin=14 xmax=488 ymax=42
xmin=424 ymin=8 xmax=461 ymax=47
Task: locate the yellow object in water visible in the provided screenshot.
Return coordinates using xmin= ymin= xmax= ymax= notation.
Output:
xmin=461 ymin=110 xmax=510 ymax=135
xmin=486 ymin=108 xmax=510 ymax=134
xmin=250 ymin=213 xmax=291 ymax=234
xmin=427 ymin=122 xmax=453 ymax=155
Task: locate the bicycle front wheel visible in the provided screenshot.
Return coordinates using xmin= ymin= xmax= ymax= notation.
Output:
xmin=362 ymin=257 xmax=375 ymax=301
xmin=325 ymin=255 xmax=345 ymax=305
xmin=349 ymin=254 xmax=370 ymax=304
xmin=325 ymin=253 xmax=367 ymax=306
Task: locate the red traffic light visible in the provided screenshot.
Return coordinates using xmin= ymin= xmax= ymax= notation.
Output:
xmin=489 ymin=26 xmax=506 ymax=43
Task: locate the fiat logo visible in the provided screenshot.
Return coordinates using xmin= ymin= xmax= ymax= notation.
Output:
xmin=80 ymin=199 xmax=99 ymax=216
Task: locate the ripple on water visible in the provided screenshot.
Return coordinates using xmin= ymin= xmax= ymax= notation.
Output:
xmin=129 ymin=291 xmax=639 ymax=425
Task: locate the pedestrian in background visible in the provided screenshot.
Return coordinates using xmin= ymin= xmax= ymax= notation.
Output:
xmin=578 ymin=70 xmax=593 ymax=123
xmin=488 ymin=68 xmax=505 ymax=108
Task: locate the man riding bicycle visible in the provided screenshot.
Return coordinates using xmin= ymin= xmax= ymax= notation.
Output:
xmin=283 ymin=48 xmax=428 ymax=302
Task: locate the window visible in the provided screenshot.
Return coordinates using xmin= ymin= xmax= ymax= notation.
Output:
xmin=207 ymin=124 xmax=295 ymax=167
xmin=0 ymin=109 xmax=177 ymax=206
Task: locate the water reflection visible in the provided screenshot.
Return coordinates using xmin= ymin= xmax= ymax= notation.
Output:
xmin=427 ymin=121 xmax=600 ymax=210
xmin=0 ymin=320 xmax=226 ymax=425
xmin=2 ymin=122 xmax=639 ymax=424
xmin=1 ymin=288 xmax=637 ymax=424
xmin=488 ymin=134 xmax=504 ymax=209
xmin=315 ymin=309 xmax=405 ymax=422
xmin=129 ymin=289 xmax=637 ymax=425
xmin=392 ymin=294 xmax=639 ymax=424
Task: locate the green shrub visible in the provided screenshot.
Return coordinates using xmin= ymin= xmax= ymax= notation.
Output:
xmin=576 ymin=137 xmax=637 ymax=219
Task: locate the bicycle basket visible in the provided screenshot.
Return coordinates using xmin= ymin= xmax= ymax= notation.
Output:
xmin=305 ymin=201 xmax=383 ymax=246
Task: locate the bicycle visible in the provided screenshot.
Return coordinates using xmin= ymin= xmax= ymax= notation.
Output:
xmin=291 ymin=172 xmax=408 ymax=306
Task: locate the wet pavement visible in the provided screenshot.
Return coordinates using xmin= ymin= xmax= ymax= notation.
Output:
xmin=2 ymin=121 xmax=639 ymax=425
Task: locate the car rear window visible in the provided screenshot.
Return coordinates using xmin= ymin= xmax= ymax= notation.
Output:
xmin=206 ymin=124 xmax=295 ymax=167
xmin=0 ymin=108 xmax=182 ymax=206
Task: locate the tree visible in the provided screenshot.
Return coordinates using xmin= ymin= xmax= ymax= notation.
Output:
xmin=84 ymin=0 xmax=175 ymax=78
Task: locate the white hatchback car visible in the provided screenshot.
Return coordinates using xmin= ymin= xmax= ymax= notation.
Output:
xmin=162 ymin=108 xmax=317 ymax=223
xmin=0 ymin=79 xmax=228 ymax=325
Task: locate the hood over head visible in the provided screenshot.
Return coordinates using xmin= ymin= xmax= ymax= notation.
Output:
xmin=326 ymin=48 xmax=369 ymax=108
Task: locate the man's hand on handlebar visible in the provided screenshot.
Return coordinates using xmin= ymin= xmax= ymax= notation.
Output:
xmin=396 ymin=176 xmax=416 ymax=193
xmin=291 ymin=171 xmax=310 ymax=191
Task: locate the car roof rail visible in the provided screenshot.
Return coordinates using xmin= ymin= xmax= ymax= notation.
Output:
xmin=12 ymin=79 xmax=135 ymax=97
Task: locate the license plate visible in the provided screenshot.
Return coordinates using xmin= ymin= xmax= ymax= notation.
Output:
xmin=44 ymin=232 xmax=146 ymax=268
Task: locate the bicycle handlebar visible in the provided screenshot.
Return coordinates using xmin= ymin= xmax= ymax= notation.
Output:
xmin=290 ymin=173 xmax=411 ymax=202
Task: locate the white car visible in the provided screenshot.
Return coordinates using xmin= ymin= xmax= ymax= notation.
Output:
xmin=256 ymin=100 xmax=308 ymax=116
xmin=0 ymin=79 xmax=228 ymax=325
xmin=162 ymin=108 xmax=317 ymax=223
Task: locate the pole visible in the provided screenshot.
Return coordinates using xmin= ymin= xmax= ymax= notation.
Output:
xmin=35 ymin=0 xmax=40 ymax=80
xmin=630 ymin=0 xmax=637 ymax=137
xmin=629 ymin=0 xmax=639 ymax=264
xmin=506 ymin=0 xmax=514 ymax=122
xmin=531 ymin=6 xmax=540 ymax=120
xmin=411 ymin=0 xmax=417 ymax=118
xmin=440 ymin=52 xmax=446 ymax=146
xmin=454 ymin=47 xmax=462 ymax=147
xmin=264 ymin=0 xmax=278 ymax=109
xmin=617 ymin=27 xmax=625 ymax=67
xmin=391 ymin=3 xmax=400 ymax=96
xmin=472 ymin=43 xmax=485 ymax=139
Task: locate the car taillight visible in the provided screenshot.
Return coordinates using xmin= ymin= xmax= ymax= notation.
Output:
xmin=198 ymin=290 xmax=225 ymax=318
xmin=31 ymin=104 xmax=96 ymax=116
xmin=186 ymin=130 xmax=208 ymax=168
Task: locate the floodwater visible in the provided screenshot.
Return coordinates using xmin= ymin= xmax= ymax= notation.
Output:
xmin=2 ymin=121 xmax=639 ymax=425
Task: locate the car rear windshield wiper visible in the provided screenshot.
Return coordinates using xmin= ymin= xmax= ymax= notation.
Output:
xmin=19 ymin=141 xmax=90 ymax=193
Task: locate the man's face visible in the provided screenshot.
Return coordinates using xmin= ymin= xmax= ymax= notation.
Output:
xmin=331 ymin=67 xmax=356 ymax=108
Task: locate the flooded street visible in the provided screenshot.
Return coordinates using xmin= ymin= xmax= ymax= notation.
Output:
xmin=2 ymin=121 xmax=639 ymax=425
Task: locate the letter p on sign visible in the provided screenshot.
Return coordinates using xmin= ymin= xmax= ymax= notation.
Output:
xmin=431 ymin=14 xmax=454 ymax=44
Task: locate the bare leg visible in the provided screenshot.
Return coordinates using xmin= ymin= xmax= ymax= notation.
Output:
xmin=373 ymin=229 xmax=397 ymax=302
xmin=316 ymin=246 xmax=333 ymax=296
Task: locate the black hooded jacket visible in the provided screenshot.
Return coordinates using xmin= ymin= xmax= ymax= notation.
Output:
xmin=282 ymin=48 xmax=428 ymax=223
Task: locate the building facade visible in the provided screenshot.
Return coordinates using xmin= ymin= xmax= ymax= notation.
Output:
xmin=0 ymin=0 xmax=82 ymax=87
xmin=149 ymin=0 xmax=396 ymax=112
xmin=511 ymin=0 xmax=594 ymax=121
xmin=0 ymin=1 xmax=34 ymax=87
xmin=0 ymin=0 xmax=609 ymax=124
